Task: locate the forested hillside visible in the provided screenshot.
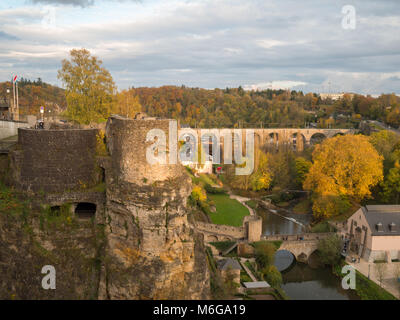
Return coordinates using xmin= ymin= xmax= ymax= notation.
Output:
xmin=1 ymin=77 xmax=400 ymax=128
xmin=132 ymin=86 xmax=400 ymax=129
xmin=0 ymin=78 xmax=66 ymax=118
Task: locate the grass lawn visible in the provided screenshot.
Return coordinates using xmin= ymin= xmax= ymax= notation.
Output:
xmin=208 ymin=193 xmax=250 ymax=227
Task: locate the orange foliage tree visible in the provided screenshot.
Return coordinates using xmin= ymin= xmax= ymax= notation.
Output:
xmin=304 ymin=135 xmax=383 ymax=219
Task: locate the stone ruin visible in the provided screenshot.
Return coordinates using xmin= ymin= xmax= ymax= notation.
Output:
xmin=5 ymin=115 xmax=210 ymax=299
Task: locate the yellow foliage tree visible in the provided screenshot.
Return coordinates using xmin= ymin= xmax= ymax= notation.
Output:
xmin=250 ymin=151 xmax=272 ymax=191
xmin=58 ymin=48 xmax=116 ymax=124
xmin=191 ymin=185 xmax=207 ymax=202
xmin=304 ymin=135 xmax=383 ymax=218
xmin=114 ymin=89 xmax=142 ymax=118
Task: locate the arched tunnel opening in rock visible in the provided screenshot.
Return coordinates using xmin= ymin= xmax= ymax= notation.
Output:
xmin=75 ymin=202 xmax=96 ymax=219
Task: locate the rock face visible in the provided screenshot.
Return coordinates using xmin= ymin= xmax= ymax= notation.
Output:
xmin=99 ymin=116 xmax=210 ymax=299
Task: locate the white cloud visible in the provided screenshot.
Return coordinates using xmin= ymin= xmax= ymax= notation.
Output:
xmin=0 ymin=0 xmax=399 ymax=93
xmin=256 ymin=40 xmax=288 ymax=49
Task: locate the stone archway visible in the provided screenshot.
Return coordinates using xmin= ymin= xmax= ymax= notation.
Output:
xmin=207 ymin=235 xmax=219 ymax=242
xmin=291 ymin=133 xmax=306 ymax=151
xmin=333 ymin=132 xmax=344 ymax=137
xmin=310 ymin=133 xmax=326 ymax=145
xmin=275 ymin=249 xmax=296 ymax=272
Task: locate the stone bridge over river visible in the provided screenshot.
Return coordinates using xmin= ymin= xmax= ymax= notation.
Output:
xmin=262 ymin=233 xmax=334 ymax=263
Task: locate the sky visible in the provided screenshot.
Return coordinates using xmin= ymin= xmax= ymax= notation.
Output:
xmin=0 ymin=0 xmax=400 ymax=94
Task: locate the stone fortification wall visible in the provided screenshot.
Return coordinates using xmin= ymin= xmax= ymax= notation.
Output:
xmin=11 ymin=128 xmax=99 ymax=193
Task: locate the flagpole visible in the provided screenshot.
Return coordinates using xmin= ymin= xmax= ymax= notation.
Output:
xmin=12 ymin=76 xmax=15 ymax=120
xmin=16 ymin=81 xmax=19 ymax=121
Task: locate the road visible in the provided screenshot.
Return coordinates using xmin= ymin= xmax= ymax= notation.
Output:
xmin=369 ymin=120 xmax=400 ymax=135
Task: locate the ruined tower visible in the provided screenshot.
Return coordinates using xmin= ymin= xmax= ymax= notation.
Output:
xmin=99 ymin=116 xmax=210 ymax=299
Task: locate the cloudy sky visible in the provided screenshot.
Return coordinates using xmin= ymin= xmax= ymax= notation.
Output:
xmin=0 ymin=0 xmax=399 ymax=94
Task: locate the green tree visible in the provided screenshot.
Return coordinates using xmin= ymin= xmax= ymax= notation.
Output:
xmin=254 ymin=242 xmax=276 ymax=269
xmin=381 ymin=162 xmax=400 ymax=203
xmin=58 ymin=48 xmax=116 ymax=124
xmin=294 ymin=157 xmax=312 ymax=188
xmin=261 ymin=265 xmax=282 ymax=287
xmin=370 ymin=130 xmax=400 ymax=171
xmin=317 ymin=234 xmax=342 ymax=266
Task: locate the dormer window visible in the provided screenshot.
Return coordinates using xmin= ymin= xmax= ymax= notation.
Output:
xmin=376 ymin=222 xmax=384 ymax=232
xmin=389 ymin=222 xmax=397 ymax=232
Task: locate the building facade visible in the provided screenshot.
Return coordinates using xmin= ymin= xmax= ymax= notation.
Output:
xmin=345 ymin=205 xmax=400 ymax=262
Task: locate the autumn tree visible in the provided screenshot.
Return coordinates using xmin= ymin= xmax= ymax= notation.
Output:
xmin=114 ymin=89 xmax=142 ymax=118
xmin=58 ymin=49 xmax=116 ymax=124
xmin=304 ymin=135 xmax=383 ymax=218
xmin=249 ymin=151 xmax=272 ymax=191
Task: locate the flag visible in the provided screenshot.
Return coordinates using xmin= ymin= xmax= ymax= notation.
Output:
xmin=13 ymin=75 xmax=17 ymax=83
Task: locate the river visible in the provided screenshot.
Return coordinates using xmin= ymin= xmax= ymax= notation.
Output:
xmin=258 ymin=206 xmax=359 ymax=300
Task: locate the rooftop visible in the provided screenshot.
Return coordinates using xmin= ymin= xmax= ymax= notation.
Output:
xmin=217 ymin=258 xmax=242 ymax=271
xmin=243 ymin=281 xmax=270 ymax=289
xmin=361 ymin=205 xmax=400 ymax=236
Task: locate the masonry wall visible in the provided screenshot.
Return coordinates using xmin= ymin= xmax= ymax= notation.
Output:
xmin=106 ymin=116 xmax=181 ymax=184
xmin=194 ymin=221 xmax=246 ymax=239
xmin=12 ymin=128 xmax=99 ymax=193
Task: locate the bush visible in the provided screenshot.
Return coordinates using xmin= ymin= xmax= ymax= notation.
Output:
xmin=317 ymin=234 xmax=342 ymax=266
xmin=204 ymin=183 xmax=226 ymax=194
xmin=262 ymin=265 xmax=282 ymax=288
